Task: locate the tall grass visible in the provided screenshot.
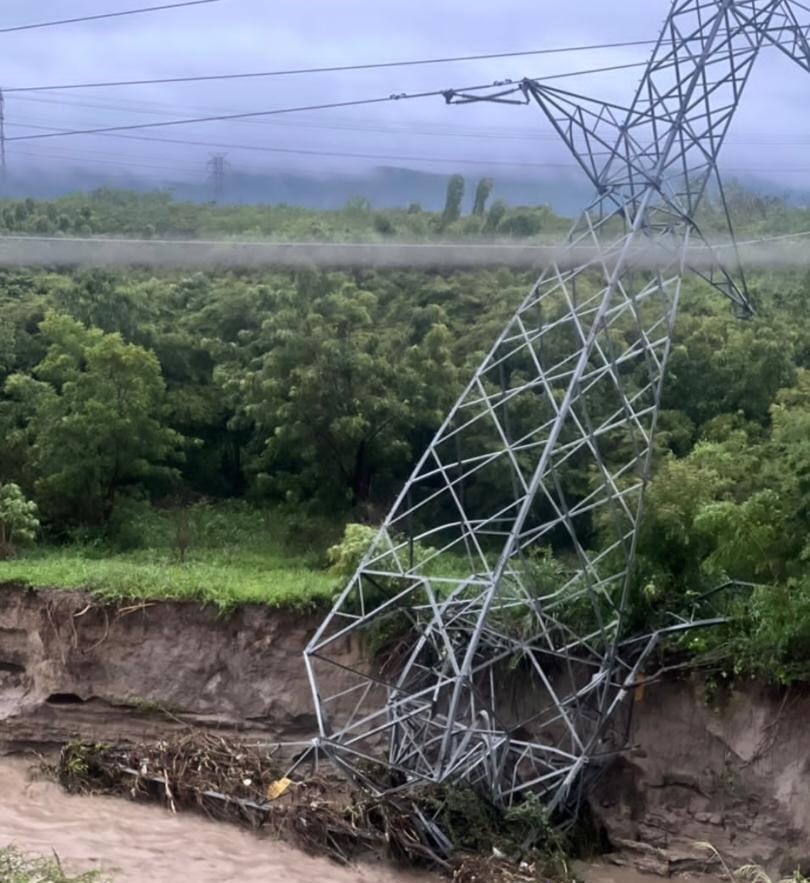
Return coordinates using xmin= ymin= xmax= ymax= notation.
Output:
xmin=0 ymin=502 xmax=340 ymax=610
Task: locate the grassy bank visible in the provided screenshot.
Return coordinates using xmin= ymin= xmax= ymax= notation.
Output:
xmin=0 ymin=847 xmax=107 ymax=883
xmin=0 ymin=503 xmax=340 ymax=610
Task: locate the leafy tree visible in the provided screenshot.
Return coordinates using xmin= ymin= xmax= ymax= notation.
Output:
xmin=472 ymin=178 xmax=494 ymax=216
xmin=441 ymin=175 xmax=465 ymax=227
xmin=0 ymin=482 xmax=40 ymax=558
xmin=373 ymin=214 xmax=394 ymax=236
xmin=483 ymin=199 xmax=507 ymax=234
xmin=223 ymin=277 xmax=457 ymax=510
xmin=664 ymin=309 xmax=796 ymax=430
xmin=327 ymin=522 xmax=378 ymax=580
xmin=497 ymin=211 xmax=544 ymax=237
xmin=4 ymin=313 xmax=184 ymax=527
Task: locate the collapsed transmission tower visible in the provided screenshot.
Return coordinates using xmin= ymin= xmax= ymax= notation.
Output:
xmin=305 ymin=0 xmax=810 ymax=818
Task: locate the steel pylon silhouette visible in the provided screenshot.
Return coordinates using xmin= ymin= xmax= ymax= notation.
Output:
xmin=305 ymin=0 xmax=810 ymax=815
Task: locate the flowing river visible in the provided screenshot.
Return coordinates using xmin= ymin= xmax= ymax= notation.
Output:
xmin=0 ymin=758 xmax=722 ymax=883
xmin=0 ymin=758 xmax=428 ymax=883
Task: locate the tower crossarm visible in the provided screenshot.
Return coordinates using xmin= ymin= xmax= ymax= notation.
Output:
xmin=520 ymin=1 xmax=785 ymax=317
xmin=759 ymin=0 xmax=810 ymax=71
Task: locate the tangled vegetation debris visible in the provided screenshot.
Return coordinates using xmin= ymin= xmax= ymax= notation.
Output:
xmin=52 ymin=736 xmax=572 ymax=881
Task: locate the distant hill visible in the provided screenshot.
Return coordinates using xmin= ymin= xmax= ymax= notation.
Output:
xmin=1 ymin=162 xmax=806 ymax=215
xmin=0 ymin=164 xmax=593 ymax=215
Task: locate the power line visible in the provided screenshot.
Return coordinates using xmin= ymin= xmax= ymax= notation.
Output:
xmin=2 ymin=41 xmax=656 ymax=93
xmin=11 ymin=120 xmax=810 ymax=177
xmin=5 ymin=60 xmax=649 ymax=124
xmin=0 ymin=0 xmax=223 ymax=35
xmin=12 ymin=91 xmax=810 ymax=149
xmin=4 ymin=60 xmax=649 ymax=133
xmin=10 ymin=146 xmax=203 ymax=176
xmin=3 ymin=82 xmax=512 ymax=143
xmin=1 ymin=234 xmax=810 ymax=274
xmin=6 ymin=121 xmax=579 ymax=169
xmin=8 ymin=97 xmax=580 ymax=142
xmin=1 ymin=27 xmax=787 ymax=94
xmin=1 ymin=59 xmax=658 ymax=146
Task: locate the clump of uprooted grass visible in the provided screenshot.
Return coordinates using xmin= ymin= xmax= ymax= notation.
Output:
xmin=53 ymin=735 xmax=570 ymax=882
xmin=0 ymin=847 xmax=108 ymax=883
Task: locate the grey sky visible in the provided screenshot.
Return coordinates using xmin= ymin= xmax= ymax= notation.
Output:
xmin=1 ymin=1 xmax=809 ymax=193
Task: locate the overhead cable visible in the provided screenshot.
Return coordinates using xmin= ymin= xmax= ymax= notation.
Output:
xmin=0 ymin=0 xmax=222 ymax=35
xmin=11 ymin=121 xmax=810 ymax=175
xmin=3 ymin=62 xmax=657 ymax=145
xmin=2 ymin=42 xmax=656 ymax=92
xmin=4 ymin=82 xmax=517 ymax=143
xmin=5 ymin=120 xmax=579 ymax=168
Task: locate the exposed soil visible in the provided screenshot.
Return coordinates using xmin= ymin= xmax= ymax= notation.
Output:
xmin=590 ymin=679 xmax=810 ymax=876
xmin=1 ymin=583 xmax=808 ymax=877
xmin=0 ymin=583 xmax=362 ymax=751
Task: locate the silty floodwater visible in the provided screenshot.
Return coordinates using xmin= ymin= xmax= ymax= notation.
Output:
xmin=0 ymin=757 xmax=724 ymax=883
xmin=0 ymin=757 xmax=429 ymax=883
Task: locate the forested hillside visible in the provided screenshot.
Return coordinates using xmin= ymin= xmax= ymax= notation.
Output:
xmin=1 ymin=187 xmax=809 ymax=683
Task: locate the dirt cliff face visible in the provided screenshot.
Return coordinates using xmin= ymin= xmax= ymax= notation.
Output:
xmin=591 ymin=679 xmax=810 ymax=876
xmin=0 ymin=584 xmax=360 ymax=750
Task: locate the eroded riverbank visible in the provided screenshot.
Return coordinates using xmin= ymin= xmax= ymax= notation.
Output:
xmin=1 ymin=585 xmax=808 ymax=876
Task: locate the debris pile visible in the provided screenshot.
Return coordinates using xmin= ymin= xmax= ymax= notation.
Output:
xmin=53 ymin=736 xmax=570 ymax=881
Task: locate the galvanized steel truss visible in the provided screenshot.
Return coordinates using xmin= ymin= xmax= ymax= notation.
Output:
xmin=304 ymin=1 xmax=810 ymax=817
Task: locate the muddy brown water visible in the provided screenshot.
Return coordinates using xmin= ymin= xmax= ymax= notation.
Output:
xmin=0 ymin=758 xmax=722 ymax=883
xmin=0 ymin=758 xmax=429 ymax=882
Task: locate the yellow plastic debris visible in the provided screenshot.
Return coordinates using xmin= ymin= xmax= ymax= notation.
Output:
xmin=266 ymin=777 xmax=293 ymax=801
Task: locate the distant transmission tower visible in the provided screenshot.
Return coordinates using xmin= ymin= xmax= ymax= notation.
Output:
xmin=206 ymin=153 xmax=227 ymax=203
xmin=305 ymin=0 xmax=810 ymax=824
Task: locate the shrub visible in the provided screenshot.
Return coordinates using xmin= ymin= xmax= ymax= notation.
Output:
xmin=327 ymin=522 xmax=378 ymax=581
xmin=0 ymin=483 xmax=40 ymax=559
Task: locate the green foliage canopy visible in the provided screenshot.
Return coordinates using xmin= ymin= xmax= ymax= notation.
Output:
xmin=3 ymin=313 xmax=184 ymax=526
xmin=0 ymin=482 xmax=39 ymax=559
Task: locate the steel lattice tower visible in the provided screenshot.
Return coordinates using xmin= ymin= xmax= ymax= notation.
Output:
xmin=304 ymin=0 xmax=810 ymax=816
xmin=207 ymin=152 xmax=227 ymax=203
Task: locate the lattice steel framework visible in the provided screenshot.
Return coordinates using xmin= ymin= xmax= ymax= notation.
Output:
xmin=304 ymin=0 xmax=810 ymax=816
